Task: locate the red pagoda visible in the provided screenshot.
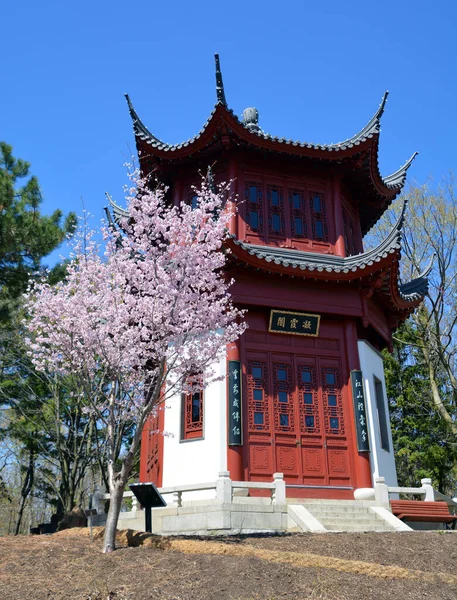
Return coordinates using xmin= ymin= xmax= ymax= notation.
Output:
xmin=118 ymin=55 xmax=430 ymax=501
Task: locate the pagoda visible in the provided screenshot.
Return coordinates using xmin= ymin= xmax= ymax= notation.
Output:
xmin=118 ymin=55 xmax=430 ymax=501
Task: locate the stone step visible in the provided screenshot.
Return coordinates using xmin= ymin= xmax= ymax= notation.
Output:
xmin=313 ymin=515 xmax=383 ymax=527
xmin=303 ymin=504 xmax=396 ymax=532
xmin=312 ymin=513 xmax=382 ymax=522
xmin=303 ymin=507 xmax=377 ymax=515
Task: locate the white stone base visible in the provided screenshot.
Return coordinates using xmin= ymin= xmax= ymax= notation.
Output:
xmin=111 ymin=497 xmax=408 ymax=536
xmin=118 ymin=502 xmax=288 ymax=536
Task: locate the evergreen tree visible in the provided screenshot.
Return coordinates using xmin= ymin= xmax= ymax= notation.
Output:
xmin=0 ymin=141 xmax=76 ymax=322
xmin=0 ymin=142 xmax=76 ymax=532
xmin=383 ymin=322 xmax=457 ymax=495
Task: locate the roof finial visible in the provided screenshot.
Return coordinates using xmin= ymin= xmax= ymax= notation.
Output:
xmin=214 ymin=54 xmax=227 ymax=106
xmin=242 ymin=107 xmax=261 ymax=133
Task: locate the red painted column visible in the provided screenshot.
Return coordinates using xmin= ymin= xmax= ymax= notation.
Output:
xmin=332 ymin=174 xmax=346 ymax=257
xmin=227 ymin=338 xmax=244 ymax=481
xmin=228 ymin=158 xmax=238 ymax=237
xmin=344 ymin=319 xmax=373 ymax=489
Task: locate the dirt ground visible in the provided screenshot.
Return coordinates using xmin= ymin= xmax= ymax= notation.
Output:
xmin=0 ymin=528 xmax=456 ymax=600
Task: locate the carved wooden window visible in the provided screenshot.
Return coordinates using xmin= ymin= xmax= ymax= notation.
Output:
xmin=310 ymin=192 xmax=328 ymax=241
xmin=181 ymin=376 xmax=204 ymax=440
xmin=245 ymin=182 xmax=263 ymax=233
xmin=289 ymin=190 xmax=307 ymax=238
xmin=322 ymin=367 xmax=344 ymax=435
xmin=298 ymin=365 xmax=320 ymax=434
xmin=267 ymin=186 xmax=285 ymax=237
xmin=273 ymin=363 xmax=294 ymax=432
xmin=248 ymin=361 xmax=269 ymax=431
xmin=145 ymin=408 xmax=160 ymax=483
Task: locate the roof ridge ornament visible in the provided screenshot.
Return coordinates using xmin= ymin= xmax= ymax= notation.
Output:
xmin=105 ymin=191 xmax=129 ymax=226
xmin=377 ymin=91 xmax=389 ymax=121
xmin=214 ymin=54 xmax=227 ymax=106
xmin=124 ymin=94 xmax=167 ymax=147
xmin=383 ymin=152 xmax=419 ymax=188
xmin=396 ymin=194 xmax=408 ymax=231
xmin=242 ymin=107 xmax=261 ymax=133
xmin=341 ymin=91 xmax=389 ymax=144
xmin=399 ymin=253 xmax=434 ymax=300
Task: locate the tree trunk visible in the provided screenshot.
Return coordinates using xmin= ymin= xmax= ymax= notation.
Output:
xmin=14 ymin=449 xmax=34 ymax=536
xmin=422 ymin=343 xmax=457 ymax=437
xmin=103 ymin=481 xmax=124 ymax=553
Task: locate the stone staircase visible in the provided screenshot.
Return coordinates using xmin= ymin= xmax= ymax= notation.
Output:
xmin=288 ymin=499 xmax=397 ymax=532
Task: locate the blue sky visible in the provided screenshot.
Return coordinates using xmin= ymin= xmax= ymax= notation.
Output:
xmin=2 ymin=1 xmax=456 ymax=264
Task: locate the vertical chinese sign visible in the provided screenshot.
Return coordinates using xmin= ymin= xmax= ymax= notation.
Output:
xmin=228 ymin=360 xmax=242 ymax=445
xmin=350 ymin=370 xmax=370 ymax=452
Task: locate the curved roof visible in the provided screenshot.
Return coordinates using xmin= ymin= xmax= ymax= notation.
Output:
xmin=227 ymin=198 xmax=406 ymax=279
xmin=125 ymin=55 xmax=418 ymax=233
xmin=126 ymin=89 xmax=391 ymax=155
xmin=226 ymin=198 xmax=429 ymax=312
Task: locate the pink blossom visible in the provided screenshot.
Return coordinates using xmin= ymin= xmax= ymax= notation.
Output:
xmin=24 ymin=172 xmax=246 ymax=551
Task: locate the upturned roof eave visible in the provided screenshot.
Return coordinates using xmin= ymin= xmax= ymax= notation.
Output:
xmin=125 ymin=90 xmax=391 ymax=161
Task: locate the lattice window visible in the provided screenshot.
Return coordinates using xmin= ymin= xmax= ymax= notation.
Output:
xmin=322 ymin=367 xmax=344 ymax=435
xmin=247 ymin=361 xmax=269 ymax=431
xmin=273 ymin=363 xmax=294 ymax=432
xmin=289 ymin=190 xmax=307 ymax=238
xmin=146 ymin=409 xmax=160 ymax=478
xmin=182 ymin=375 xmax=204 ymax=440
xmin=267 ymin=186 xmax=285 ymax=237
xmin=245 ymin=182 xmax=263 ymax=234
xmin=309 ymin=192 xmax=328 ymax=241
xmin=298 ymin=365 xmax=320 ymax=434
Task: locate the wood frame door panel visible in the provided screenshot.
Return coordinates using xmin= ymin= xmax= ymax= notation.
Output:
xmin=270 ymin=353 xmax=301 ymax=483
xmin=245 ymin=351 xmax=275 ymax=479
xmin=243 ymin=320 xmax=356 ymax=495
xmin=318 ymin=357 xmax=353 ymax=487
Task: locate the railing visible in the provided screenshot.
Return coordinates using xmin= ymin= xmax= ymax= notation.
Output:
xmin=435 ymin=490 xmax=457 ymax=514
xmin=374 ymin=476 xmax=457 ymax=509
xmin=93 ymin=473 xmax=455 ymax=517
xmin=91 ymin=471 xmax=286 ymax=517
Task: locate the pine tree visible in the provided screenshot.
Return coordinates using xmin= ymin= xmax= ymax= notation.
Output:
xmin=0 ymin=141 xmax=76 ymax=322
xmin=0 ymin=142 xmax=76 ymax=533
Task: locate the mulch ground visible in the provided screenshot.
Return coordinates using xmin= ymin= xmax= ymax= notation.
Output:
xmin=0 ymin=528 xmax=456 ymax=600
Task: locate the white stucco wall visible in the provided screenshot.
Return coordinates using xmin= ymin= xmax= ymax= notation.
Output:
xmin=357 ymin=340 xmax=398 ymax=487
xmin=161 ymin=355 xmax=227 ymax=491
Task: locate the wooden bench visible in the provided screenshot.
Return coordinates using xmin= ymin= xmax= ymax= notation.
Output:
xmin=390 ymin=500 xmax=456 ymax=527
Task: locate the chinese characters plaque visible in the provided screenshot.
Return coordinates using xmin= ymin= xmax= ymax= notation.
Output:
xmin=269 ymin=310 xmax=320 ymax=337
xmin=228 ymin=360 xmax=242 ymax=446
xmin=350 ymin=370 xmax=370 ymax=452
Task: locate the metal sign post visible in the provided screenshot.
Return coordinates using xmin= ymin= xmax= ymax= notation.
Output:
xmin=129 ymin=483 xmax=166 ymax=533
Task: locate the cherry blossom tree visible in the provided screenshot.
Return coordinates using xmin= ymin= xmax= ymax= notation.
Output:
xmin=24 ymin=173 xmax=245 ymax=552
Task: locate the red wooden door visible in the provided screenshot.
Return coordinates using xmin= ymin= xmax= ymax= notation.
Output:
xmin=245 ymin=336 xmax=354 ymax=496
